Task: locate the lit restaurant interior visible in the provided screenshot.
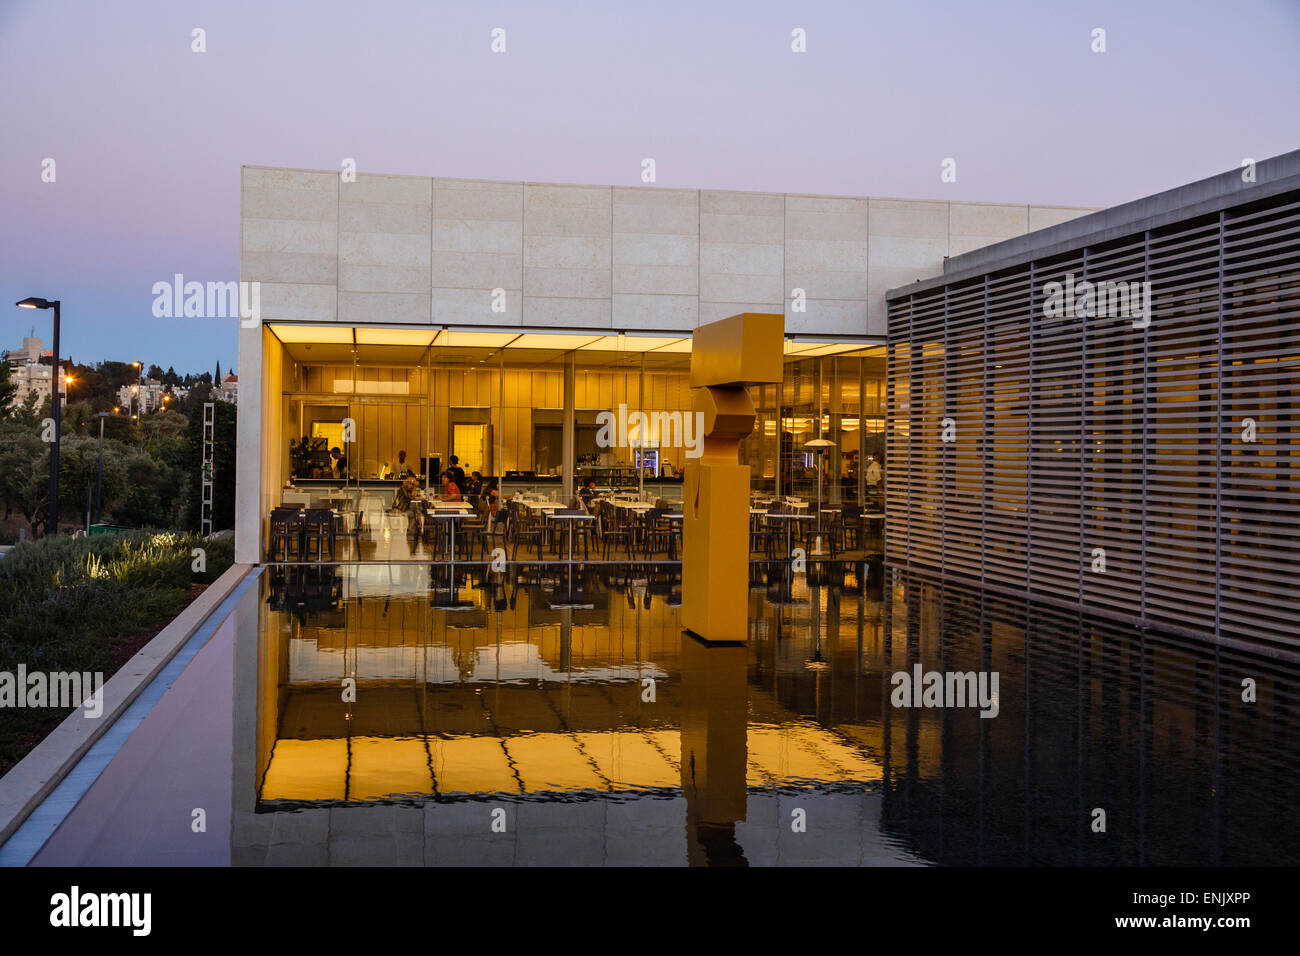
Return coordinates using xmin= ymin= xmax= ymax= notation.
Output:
xmin=260 ymin=323 xmax=885 ymax=560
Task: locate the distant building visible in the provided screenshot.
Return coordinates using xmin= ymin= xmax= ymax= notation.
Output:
xmin=216 ymin=373 xmax=238 ymax=404
xmin=116 ymin=378 xmax=187 ymax=414
xmin=3 ymin=337 xmax=67 ymax=408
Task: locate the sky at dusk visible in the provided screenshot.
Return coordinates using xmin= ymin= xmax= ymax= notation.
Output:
xmin=1 ymin=0 xmax=1297 ymax=376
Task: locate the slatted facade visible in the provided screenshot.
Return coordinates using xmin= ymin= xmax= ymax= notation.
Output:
xmin=886 ymin=186 xmax=1300 ymax=650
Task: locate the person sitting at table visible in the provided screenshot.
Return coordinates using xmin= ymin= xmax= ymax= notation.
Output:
xmin=440 ymin=470 xmax=462 ymax=501
xmin=578 ymin=478 xmax=597 ymax=512
xmin=481 ymin=479 xmax=501 ymax=523
xmin=391 ymin=476 xmax=423 ymax=536
xmin=393 ymin=477 xmax=419 ymax=512
xmin=466 ymin=471 xmax=483 ymax=499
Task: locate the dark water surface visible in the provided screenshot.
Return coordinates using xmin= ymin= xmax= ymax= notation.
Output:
xmin=27 ymin=560 xmax=1299 ymax=866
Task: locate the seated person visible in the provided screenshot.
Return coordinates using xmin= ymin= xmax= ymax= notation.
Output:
xmin=466 ymin=471 xmax=484 ymax=499
xmin=330 ymin=447 xmax=348 ymax=479
xmin=392 ymin=477 xmax=423 ymax=535
xmin=481 ymin=479 xmax=500 ymax=520
xmin=440 ymin=470 xmax=462 ymax=501
xmin=578 ymin=478 xmax=598 ymax=512
xmin=393 ymin=477 xmax=420 ymax=512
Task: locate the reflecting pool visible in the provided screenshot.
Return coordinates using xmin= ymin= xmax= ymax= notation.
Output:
xmin=25 ymin=560 xmax=1300 ymax=866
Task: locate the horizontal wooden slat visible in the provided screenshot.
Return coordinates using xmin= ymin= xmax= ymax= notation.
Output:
xmin=886 ymin=189 xmax=1300 ymax=651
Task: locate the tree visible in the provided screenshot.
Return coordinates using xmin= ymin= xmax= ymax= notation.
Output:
xmin=57 ymin=435 xmax=127 ymax=527
xmin=114 ymin=449 xmax=173 ymax=528
xmin=147 ymin=363 xmax=164 ymax=381
xmin=0 ymin=423 xmax=49 ymax=535
xmin=0 ymin=358 xmax=16 ymax=411
xmin=214 ymin=360 xmax=221 ymax=384
xmin=178 ymin=379 xmax=211 ymax=417
xmin=163 ymin=366 xmax=181 ymax=386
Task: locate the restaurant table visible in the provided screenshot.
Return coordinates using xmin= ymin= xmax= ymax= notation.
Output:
xmin=763 ymin=512 xmax=815 ymax=560
xmin=424 ymin=509 xmax=471 ymax=561
xmin=546 ymin=511 xmax=596 ymax=562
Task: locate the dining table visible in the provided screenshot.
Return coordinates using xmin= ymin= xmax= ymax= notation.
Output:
xmin=546 ymin=510 xmax=596 ymax=562
xmin=762 ymin=511 xmax=815 ymax=561
xmin=422 ymin=506 xmax=473 ymax=562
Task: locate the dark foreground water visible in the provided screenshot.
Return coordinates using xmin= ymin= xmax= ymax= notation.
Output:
xmin=24 ymin=560 xmax=1300 ymax=866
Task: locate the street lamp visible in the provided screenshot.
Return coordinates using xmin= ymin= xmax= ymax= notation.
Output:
xmin=16 ymin=297 xmax=61 ymax=536
xmin=806 ymin=437 xmax=834 ymax=551
xmin=95 ymin=411 xmax=111 ymax=525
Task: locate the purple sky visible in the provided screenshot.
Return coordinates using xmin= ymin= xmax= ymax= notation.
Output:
xmin=1 ymin=0 xmax=1297 ymax=375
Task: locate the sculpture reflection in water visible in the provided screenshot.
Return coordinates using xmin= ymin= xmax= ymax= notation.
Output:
xmin=680 ymin=633 xmax=749 ymax=866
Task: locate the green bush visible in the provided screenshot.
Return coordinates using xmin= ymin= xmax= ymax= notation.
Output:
xmin=0 ymin=530 xmax=235 ymax=772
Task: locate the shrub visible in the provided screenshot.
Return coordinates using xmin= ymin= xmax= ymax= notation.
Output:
xmin=0 ymin=529 xmax=235 ymax=772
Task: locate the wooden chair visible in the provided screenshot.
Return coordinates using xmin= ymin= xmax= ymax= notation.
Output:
xmin=479 ymin=508 xmax=508 ymax=561
xmin=301 ymin=508 xmax=337 ymax=561
xmin=267 ymin=507 xmax=305 ymax=562
xmin=598 ymin=500 xmax=634 ymax=560
xmin=508 ymin=500 xmax=545 ymax=561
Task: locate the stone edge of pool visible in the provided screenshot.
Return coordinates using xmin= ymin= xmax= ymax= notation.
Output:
xmin=0 ymin=562 xmax=253 ymax=849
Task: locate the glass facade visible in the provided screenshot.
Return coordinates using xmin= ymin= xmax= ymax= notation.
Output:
xmin=266 ymin=324 xmax=884 ymax=556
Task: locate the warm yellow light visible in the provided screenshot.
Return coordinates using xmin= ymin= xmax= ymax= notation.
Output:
xmin=648 ymin=338 xmax=693 ymax=353
xmin=579 ymin=335 xmax=687 ymax=352
xmin=64 ymin=375 xmax=73 ymax=385
xmin=436 ymin=330 xmax=520 ymax=348
xmin=509 ymin=332 xmax=602 ymax=350
xmin=354 ymin=327 xmax=437 ymax=347
xmin=268 ymin=323 xmax=354 ymax=344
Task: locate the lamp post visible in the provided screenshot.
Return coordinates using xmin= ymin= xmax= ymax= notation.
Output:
xmin=95 ymin=411 xmax=110 ymax=525
xmin=16 ymin=297 xmax=61 ymax=536
xmin=806 ymin=437 xmax=833 ymax=549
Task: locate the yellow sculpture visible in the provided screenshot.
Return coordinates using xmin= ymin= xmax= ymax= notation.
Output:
xmin=682 ymin=312 xmax=784 ymax=643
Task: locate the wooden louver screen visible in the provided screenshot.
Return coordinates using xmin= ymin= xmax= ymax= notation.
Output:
xmin=886 ymin=189 xmax=1300 ymax=650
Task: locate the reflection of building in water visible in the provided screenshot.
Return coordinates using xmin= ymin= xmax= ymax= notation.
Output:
xmin=229 ymin=564 xmax=909 ymax=865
